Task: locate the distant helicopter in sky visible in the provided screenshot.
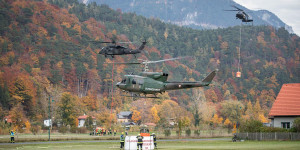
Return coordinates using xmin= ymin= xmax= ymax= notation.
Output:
xmin=225 ymin=5 xmax=253 ymax=23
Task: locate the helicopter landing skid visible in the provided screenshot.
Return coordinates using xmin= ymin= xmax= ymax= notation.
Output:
xmin=120 ymin=94 xmax=159 ymax=99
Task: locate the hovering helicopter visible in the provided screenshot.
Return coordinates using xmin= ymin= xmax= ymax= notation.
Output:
xmin=225 ymin=5 xmax=253 ymax=23
xmin=96 ymin=39 xmax=147 ymax=58
xmin=112 ymin=57 xmax=217 ymax=98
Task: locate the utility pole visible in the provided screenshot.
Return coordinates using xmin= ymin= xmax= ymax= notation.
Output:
xmin=48 ymin=95 xmax=51 ymax=141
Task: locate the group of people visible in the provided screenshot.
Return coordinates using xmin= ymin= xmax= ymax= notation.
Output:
xmin=96 ymin=128 xmax=117 ymax=136
xmin=120 ymin=132 xmax=157 ymax=150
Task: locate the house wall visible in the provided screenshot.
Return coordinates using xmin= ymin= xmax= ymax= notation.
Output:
xmin=78 ymin=119 xmax=85 ymax=127
xmin=118 ymin=118 xmax=129 ymax=123
xmin=273 ymin=116 xmax=296 ymax=128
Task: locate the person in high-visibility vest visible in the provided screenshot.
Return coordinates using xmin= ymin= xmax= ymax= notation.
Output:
xmin=120 ymin=132 xmax=125 ymax=149
xmin=10 ymin=130 xmax=15 ymax=143
xmin=136 ymin=134 xmax=144 ymax=150
xmin=97 ymin=128 xmax=101 ymax=136
xmin=151 ymin=133 xmax=157 ymax=149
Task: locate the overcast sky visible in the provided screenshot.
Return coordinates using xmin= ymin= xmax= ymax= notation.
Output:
xmin=233 ymin=0 xmax=300 ymax=36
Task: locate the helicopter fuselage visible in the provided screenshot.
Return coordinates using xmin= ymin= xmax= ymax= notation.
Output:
xmin=100 ymin=46 xmax=141 ymax=56
xmin=99 ymin=41 xmax=146 ymax=57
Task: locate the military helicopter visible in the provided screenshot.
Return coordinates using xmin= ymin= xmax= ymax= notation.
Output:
xmin=113 ymin=57 xmax=217 ymax=98
xmin=225 ymin=5 xmax=253 ymax=23
xmin=96 ymin=39 xmax=147 ymax=58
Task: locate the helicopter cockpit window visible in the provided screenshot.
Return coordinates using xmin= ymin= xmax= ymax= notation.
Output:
xmin=137 ymin=79 xmax=144 ymax=85
xmin=132 ymin=79 xmax=136 ymax=84
xmin=121 ymin=79 xmax=126 ymax=83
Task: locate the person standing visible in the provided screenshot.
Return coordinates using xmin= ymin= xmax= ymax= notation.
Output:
xmin=114 ymin=129 xmax=117 ymax=136
xmin=151 ymin=133 xmax=157 ymax=149
xmin=10 ymin=130 xmax=15 ymax=143
xmin=136 ymin=134 xmax=143 ymax=150
xmin=120 ymin=132 xmax=125 ymax=149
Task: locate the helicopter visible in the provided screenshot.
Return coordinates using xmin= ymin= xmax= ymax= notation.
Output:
xmin=113 ymin=57 xmax=217 ymax=98
xmin=225 ymin=5 xmax=253 ymax=23
xmin=96 ymin=39 xmax=147 ymax=58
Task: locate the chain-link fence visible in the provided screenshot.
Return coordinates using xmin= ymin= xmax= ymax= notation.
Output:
xmin=237 ymin=132 xmax=300 ymax=141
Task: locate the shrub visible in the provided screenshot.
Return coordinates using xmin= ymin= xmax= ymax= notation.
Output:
xmin=78 ymin=127 xmax=87 ymax=134
xmin=292 ymin=117 xmax=300 ymax=132
xmin=30 ymin=125 xmax=41 ymax=135
xmin=163 ymin=129 xmax=171 ymax=137
xmin=58 ymin=126 xmax=68 ymax=134
xmin=70 ymin=126 xmax=78 ymax=133
xmin=239 ymin=119 xmax=263 ymax=132
xmin=185 ymin=128 xmax=191 ymax=137
xmin=176 ymin=130 xmax=182 ymax=136
xmin=259 ymin=126 xmax=287 ymax=132
xmin=194 ymin=129 xmax=200 ymax=137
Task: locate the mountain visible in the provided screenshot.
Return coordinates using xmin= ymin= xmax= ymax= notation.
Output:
xmin=84 ymin=0 xmax=293 ymax=33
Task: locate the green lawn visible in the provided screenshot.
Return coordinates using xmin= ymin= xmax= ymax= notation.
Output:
xmin=1 ymin=140 xmax=300 ymax=150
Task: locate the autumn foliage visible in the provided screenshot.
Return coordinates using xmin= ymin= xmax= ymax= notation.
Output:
xmin=0 ymin=0 xmax=299 ymax=134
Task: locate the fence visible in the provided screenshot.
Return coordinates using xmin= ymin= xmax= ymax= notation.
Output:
xmin=237 ymin=132 xmax=300 ymax=141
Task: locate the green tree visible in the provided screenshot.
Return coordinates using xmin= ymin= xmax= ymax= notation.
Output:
xmin=85 ymin=116 xmax=94 ymax=131
xmin=193 ymin=109 xmax=201 ymax=127
xmin=292 ymin=117 xmax=300 ymax=132
xmin=58 ymin=92 xmax=77 ymax=127
xmin=0 ymin=83 xmax=11 ymax=109
xmin=220 ymin=100 xmax=244 ymax=123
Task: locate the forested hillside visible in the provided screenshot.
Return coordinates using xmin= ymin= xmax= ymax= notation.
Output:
xmin=0 ymin=0 xmax=299 ymax=131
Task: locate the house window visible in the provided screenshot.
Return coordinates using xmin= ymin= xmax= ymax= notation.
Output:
xmin=281 ymin=122 xmax=290 ymax=129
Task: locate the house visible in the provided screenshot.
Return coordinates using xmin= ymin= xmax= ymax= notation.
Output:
xmin=268 ymin=83 xmax=300 ymax=129
xmin=78 ymin=115 xmax=96 ymax=127
xmin=44 ymin=119 xmax=52 ymax=127
xmin=3 ymin=115 xmax=12 ymax=124
xmin=117 ymin=111 xmax=132 ymax=123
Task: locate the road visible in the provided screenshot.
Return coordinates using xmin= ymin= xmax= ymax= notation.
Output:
xmin=0 ymin=138 xmax=230 ymax=146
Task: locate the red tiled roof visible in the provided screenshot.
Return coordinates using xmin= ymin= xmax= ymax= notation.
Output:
xmin=144 ymin=123 xmax=156 ymax=126
xmin=78 ymin=115 xmax=96 ymax=120
xmin=4 ymin=115 xmax=12 ymax=123
xmin=269 ymin=83 xmax=300 ymax=117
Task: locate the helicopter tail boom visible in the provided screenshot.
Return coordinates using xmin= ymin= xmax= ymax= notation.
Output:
xmin=164 ymin=70 xmax=217 ymax=91
xmin=138 ymin=41 xmax=147 ymax=50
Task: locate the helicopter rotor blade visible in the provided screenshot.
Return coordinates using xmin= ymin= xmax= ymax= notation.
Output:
xmin=105 ymin=62 xmax=142 ymax=65
xmin=224 ymin=9 xmax=239 ymax=11
xmin=118 ymin=41 xmax=138 ymax=44
xmin=144 ymin=56 xmax=189 ymax=64
xmin=231 ymin=5 xmax=243 ymax=11
xmin=105 ymin=56 xmax=190 ymax=65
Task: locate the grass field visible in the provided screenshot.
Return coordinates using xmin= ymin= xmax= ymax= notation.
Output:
xmin=0 ymin=139 xmax=300 ymax=150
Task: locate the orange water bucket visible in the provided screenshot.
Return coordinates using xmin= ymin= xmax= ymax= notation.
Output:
xmin=236 ymin=71 xmax=241 ymax=78
xmin=140 ymin=133 xmax=150 ymax=136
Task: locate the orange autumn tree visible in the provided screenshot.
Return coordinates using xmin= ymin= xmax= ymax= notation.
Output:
xmin=211 ymin=114 xmax=223 ymax=127
xmin=224 ymin=118 xmax=232 ymax=128
xmin=150 ymin=106 xmax=160 ymax=124
xmin=9 ymin=103 xmax=27 ymax=132
xmin=132 ymin=110 xmax=142 ymax=124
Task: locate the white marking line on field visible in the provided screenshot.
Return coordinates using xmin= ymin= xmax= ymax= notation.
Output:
xmin=37 ymin=147 xmax=48 ymax=149
xmin=109 ymin=145 xmax=119 ymax=148
xmin=64 ymin=146 xmax=73 ymax=148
